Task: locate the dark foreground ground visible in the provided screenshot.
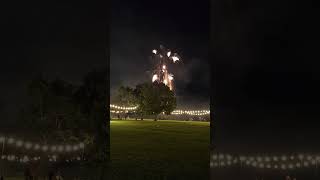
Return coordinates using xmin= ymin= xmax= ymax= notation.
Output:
xmin=110 ymin=119 xmax=210 ymax=180
xmin=211 ymin=167 xmax=320 ymax=180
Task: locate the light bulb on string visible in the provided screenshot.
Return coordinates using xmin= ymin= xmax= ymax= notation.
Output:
xmin=265 ymin=156 xmax=271 ymax=162
xmin=66 ymin=145 xmax=72 ymax=152
xmin=8 ymin=137 xmax=15 ymax=144
xmin=58 ymin=145 xmax=64 ymax=152
xmin=281 ymin=155 xmax=287 ymax=161
xmin=79 ymin=142 xmax=85 ymax=149
xmin=233 ymin=159 xmax=238 ymax=164
xmin=34 ymin=144 xmax=40 ymax=150
xmin=16 ymin=140 xmax=23 ymax=147
xmin=25 ymin=142 xmax=32 ymax=149
xmin=73 ymin=145 xmax=79 ymax=151
xmin=51 ymin=146 xmax=57 ymax=152
xmin=290 ymin=155 xmax=294 ymax=160
xmin=42 ymin=145 xmax=48 ymax=152
xmin=257 ymin=156 xmax=262 ymax=162
xmin=239 ymin=156 xmax=246 ymax=161
xmin=273 ymin=156 xmax=278 ymax=161
xmin=218 ymin=154 xmax=224 ymax=159
xmin=212 ymin=154 xmax=217 ymax=160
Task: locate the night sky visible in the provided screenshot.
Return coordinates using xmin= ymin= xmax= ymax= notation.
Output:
xmin=110 ymin=0 xmax=210 ymax=108
xmin=213 ymin=0 xmax=320 ymax=152
xmin=0 ymin=2 xmax=108 ymax=125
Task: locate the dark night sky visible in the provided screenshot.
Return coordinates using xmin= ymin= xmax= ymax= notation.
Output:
xmin=213 ymin=0 xmax=320 ymax=152
xmin=0 ymin=2 xmax=107 ymax=125
xmin=110 ymin=0 xmax=210 ymax=108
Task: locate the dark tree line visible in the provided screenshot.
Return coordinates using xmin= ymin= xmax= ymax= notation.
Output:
xmin=115 ymin=82 xmax=177 ymax=121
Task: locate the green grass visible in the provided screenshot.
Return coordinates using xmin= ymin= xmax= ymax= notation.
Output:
xmin=110 ymin=119 xmax=210 ymax=180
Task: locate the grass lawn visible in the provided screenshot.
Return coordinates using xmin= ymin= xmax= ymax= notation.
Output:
xmin=110 ymin=119 xmax=210 ymax=180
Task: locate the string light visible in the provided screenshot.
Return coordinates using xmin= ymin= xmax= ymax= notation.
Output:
xmin=0 ymin=154 xmax=85 ymax=163
xmin=273 ymin=156 xmax=278 ymax=161
xmin=0 ymin=134 xmax=85 ymax=154
xmin=281 ymin=155 xmax=287 ymax=161
xmin=0 ymin=136 xmax=5 ymax=142
xmin=42 ymin=145 xmax=48 ymax=152
xmin=171 ymin=110 xmax=210 ymax=116
xmin=66 ymin=145 xmax=72 ymax=152
xmin=307 ymin=155 xmax=312 ymax=161
xmin=265 ymin=157 xmax=271 ymax=162
xmin=58 ymin=145 xmax=64 ymax=152
xmin=25 ymin=142 xmax=32 ymax=149
xmin=8 ymin=137 xmax=14 ymax=144
xmin=212 ymin=154 xmax=217 ymax=160
xmin=110 ymin=104 xmax=210 ymax=116
xmin=211 ymin=153 xmax=320 ymax=170
xmin=34 ymin=144 xmax=40 ymax=150
xmin=16 ymin=140 xmax=23 ymax=147
xmin=51 ymin=146 xmax=57 ymax=152
xmin=110 ymin=104 xmax=138 ymax=110
xmin=257 ymin=156 xmax=262 ymax=162
xmin=290 ymin=155 xmax=294 ymax=160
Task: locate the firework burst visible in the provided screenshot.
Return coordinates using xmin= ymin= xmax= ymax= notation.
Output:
xmin=151 ymin=45 xmax=180 ymax=91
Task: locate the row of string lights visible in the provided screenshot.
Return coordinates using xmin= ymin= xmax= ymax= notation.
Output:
xmin=211 ymin=153 xmax=320 ymax=170
xmin=110 ymin=104 xmax=210 ymax=116
xmin=0 ymin=136 xmax=85 ymax=153
xmin=110 ymin=104 xmax=138 ymax=110
xmin=171 ymin=110 xmax=210 ymax=116
xmin=1 ymin=154 xmax=84 ymax=163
